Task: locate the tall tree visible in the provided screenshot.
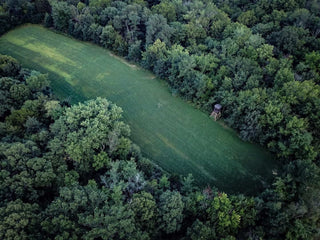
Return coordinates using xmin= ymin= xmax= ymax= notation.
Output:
xmin=158 ymin=190 xmax=184 ymax=234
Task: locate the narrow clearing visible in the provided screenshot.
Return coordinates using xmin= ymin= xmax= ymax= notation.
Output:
xmin=0 ymin=25 xmax=278 ymax=194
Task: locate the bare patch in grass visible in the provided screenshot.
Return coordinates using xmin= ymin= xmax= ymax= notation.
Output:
xmin=109 ymin=52 xmax=138 ymax=69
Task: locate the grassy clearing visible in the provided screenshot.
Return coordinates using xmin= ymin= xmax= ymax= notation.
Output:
xmin=0 ymin=24 xmax=278 ymax=194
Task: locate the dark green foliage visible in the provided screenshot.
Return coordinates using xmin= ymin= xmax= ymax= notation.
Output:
xmin=152 ymin=0 xmax=176 ymax=22
xmin=0 ymin=141 xmax=56 ymax=202
xmin=50 ymin=97 xmax=131 ymax=174
xmin=42 ymin=182 xmax=106 ymax=239
xmin=130 ymin=191 xmax=157 ymax=232
xmin=26 ymin=71 xmax=50 ymax=92
xmin=0 ymin=54 xmax=21 ymax=77
xmin=306 ymin=51 xmax=320 ymax=74
xmin=207 ymin=193 xmax=241 ymax=237
xmin=146 ymin=14 xmax=173 ymax=46
xmin=187 ymin=219 xmax=216 ymax=240
xmin=9 ymin=83 xmax=31 ymax=105
xmin=100 ymin=24 xmax=127 ymax=55
xmin=0 ymin=0 xmax=45 ymax=35
xmin=268 ymin=26 xmax=309 ymax=57
xmin=0 ymin=77 xmax=19 ymax=119
xmin=158 ymin=190 xmax=184 ymax=234
xmin=127 ymin=40 xmax=142 ymax=61
xmin=51 ymin=1 xmax=72 ymax=32
xmin=0 ymin=200 xmax=41 ymax=240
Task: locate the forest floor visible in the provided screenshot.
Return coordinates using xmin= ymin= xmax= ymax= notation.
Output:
xmin=0 ymin=24 xmax=279 ymax=194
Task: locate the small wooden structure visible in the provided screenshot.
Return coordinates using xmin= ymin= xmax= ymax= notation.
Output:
xmin=210 ymin=104 xmax=222 ymax=121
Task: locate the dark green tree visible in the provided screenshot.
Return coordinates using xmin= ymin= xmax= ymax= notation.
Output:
xmin=145 ymin=14 xmax=173 ymax=46
xmin=158 ymin=190 xmax=184 ymax=234
xmin=50 ymin=97 xmax=131 ymax=175
xmin=0 ymin=200 xmax=41 ymax=240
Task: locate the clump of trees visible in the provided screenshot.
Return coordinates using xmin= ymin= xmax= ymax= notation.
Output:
xmin=1 ymin=0 xmax=320 ymax=238
xmin=0 ymin=0 xmax=49 ymax=35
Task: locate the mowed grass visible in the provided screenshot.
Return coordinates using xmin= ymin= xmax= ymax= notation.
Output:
xmin=0 ymin=25 xmax=278 ymax=194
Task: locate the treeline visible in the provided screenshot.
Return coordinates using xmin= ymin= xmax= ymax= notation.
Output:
xmin=0 ymin=0 xmax=320 ymax=238
xmin=0 ymin=0 xmax=49 ymax=35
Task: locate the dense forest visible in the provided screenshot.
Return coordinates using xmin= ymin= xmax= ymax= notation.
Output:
xmin=0 ymin=0 xmax=320 ymax=239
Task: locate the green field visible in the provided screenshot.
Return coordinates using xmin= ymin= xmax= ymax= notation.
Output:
xmin=0 ymin=25 xmax=278 ymax=194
